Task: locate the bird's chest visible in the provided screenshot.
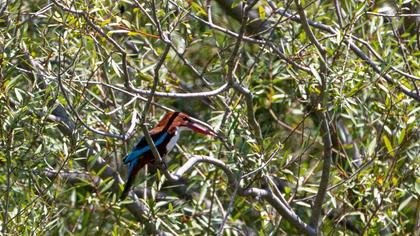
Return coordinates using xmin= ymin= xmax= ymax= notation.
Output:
xmin=165 ymin=128 xmax=180 ymax=153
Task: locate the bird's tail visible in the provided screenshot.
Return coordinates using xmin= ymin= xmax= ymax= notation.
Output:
xmin=120 ymin=155 xmax=153 ymax=200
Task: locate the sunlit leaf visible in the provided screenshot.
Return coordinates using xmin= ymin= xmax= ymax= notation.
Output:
xmin=382 ymin=135 xmax=395 ymax=157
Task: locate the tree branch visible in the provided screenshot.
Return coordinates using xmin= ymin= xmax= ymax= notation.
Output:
xmin=310 ymin=112 xmax=333 ymax=231
xmin=242 ymin=188 xmax=316 ymax=235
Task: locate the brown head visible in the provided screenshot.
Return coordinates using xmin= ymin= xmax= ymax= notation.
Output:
xmin=154 ymin=111 xmax=216 ymax=136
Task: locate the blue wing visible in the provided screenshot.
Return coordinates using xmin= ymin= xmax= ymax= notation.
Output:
xmin=123 ymin=132 xmax=169 ymax=164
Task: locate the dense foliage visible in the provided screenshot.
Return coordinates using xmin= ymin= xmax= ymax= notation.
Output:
xmin=1 ymin=0 xmax=419 ymax=235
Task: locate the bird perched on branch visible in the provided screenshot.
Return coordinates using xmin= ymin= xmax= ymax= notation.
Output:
xmin=120 ymin=111 xmax=216 ymax=199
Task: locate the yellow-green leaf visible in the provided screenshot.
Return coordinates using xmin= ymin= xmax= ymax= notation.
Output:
xmin=258 ymin=6 xmax=266 ymax=20
xmin=191 ymin=2 xmax=207 ymax=16
xmin=128 ymin=31 xmax=139 ymax=36
xmin=382 ymin=135 xmax=395 ymax=157
xmin=398 ymin=128 xmax=406 ymax=145
xmin=100 ymin=18 xmax=111 ymax=27
xmin=100 ymin=179 xmax=115 ymax=193
xmin=231 ymin=0 xmax=242 ymax=8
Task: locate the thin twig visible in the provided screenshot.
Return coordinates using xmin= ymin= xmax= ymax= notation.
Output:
xmin=216 ymin=182 xmax=239 ymax=236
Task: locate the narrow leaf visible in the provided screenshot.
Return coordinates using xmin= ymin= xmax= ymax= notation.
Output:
xmin=382 ymin=135 xmax=395 ymax=157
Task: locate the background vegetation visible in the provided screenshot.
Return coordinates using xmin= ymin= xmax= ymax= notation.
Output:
xmin=1 ymin=0 xmax=419 ymax=235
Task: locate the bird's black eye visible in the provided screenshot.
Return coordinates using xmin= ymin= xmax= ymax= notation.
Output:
xmin=183 ymin=117 xmax=189 ymax=121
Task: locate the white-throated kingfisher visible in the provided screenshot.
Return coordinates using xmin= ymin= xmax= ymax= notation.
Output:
xmin=121 ymin=111 xmax=216 ymax=199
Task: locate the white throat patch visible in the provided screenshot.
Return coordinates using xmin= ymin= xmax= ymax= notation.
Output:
xmin=166 ymin=127 xmax=180 ymax=153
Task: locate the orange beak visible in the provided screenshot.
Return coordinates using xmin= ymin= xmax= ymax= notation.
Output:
xmin=185 ymin=122 xmax=217 ymax=137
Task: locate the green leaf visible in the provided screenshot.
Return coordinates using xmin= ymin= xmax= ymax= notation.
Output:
xmin=100 ymin=18 xmax=111 ymax=27
xmin=407 ymin=116 xmax=415 ymax=124
xmin=231 ymin=0 xmax=242 ymax=8
xmin=398 ymin=196 xmax=412 ymax=211
xmin=398 ymin=128 xmax=405 ymax=145
xmin=309 ymin=65 xmax=322 ymax=84
xmin=367 ymin=138 xmax=377 ymax=156
xmin=108 ymin=29 xmax=130 ymax=35
xmin=295 ymin=201 xmax=311 ymax=208
xmin=168 ymin=202 xmax=173 ymax=212
xmin=415 ymin=180 xmax=420 ymax=195
xmin=111 ymin=60 xmax=121 ymax=77
xmin=0 ymin=153 xmax=5 ymax=165
xmin=100 ymin=178 xmax=115 ymax=193
xmin=15 ymin=88 xmax=23 ymax=102
xmin=382 ymin=135 xmax=394 ymax=157
xmin=191 ymin=2 xmax=207 ymax=16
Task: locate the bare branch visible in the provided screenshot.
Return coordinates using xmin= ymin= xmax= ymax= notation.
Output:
xmin=310 ymin=112 xmax=333 ymax=230
xmin=128 ymin=82 xmax=230 ymax=98
xmin=242 ymin=188 xmax=316 ymax=236
xmin=334 ymin=0 xmax=343 ymax=27
xmin=294 ymin=0 xmax=327 ymax=59
xmin=175 ymin=155 xmax=238 ymax=187
xmin=217 ymin=183 xmax=239 ymax=236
